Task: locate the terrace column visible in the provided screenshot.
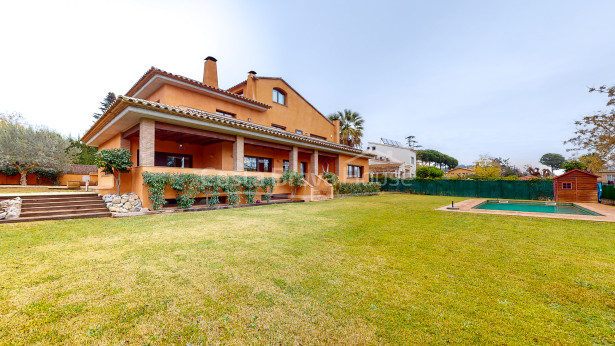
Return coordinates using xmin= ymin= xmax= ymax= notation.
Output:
xmin=310 ymin=149 xmax=318 ymax=184
xmin=290 ymin=146 xmax=299 ymax=172
xmin=335 ymin=155 xmax=341 ymax=177
xmin=233 ymin=135 xmax=244 ymax=171
xmin=139 ymin=119 xmax=155 ymax=166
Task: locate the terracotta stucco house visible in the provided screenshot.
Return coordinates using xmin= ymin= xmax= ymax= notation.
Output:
xmin=81 ymin=57 xmax=372 ymax=209
xmin=445 ymin=167 xmax=474 ymax=178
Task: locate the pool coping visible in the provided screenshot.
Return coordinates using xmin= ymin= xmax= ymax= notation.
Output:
xmin=437 ymin=199 xmax=615 ymax=223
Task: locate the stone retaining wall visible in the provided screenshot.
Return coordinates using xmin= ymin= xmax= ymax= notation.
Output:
xmin=0 ymin=197 xmax=22 ymax=220
xmin=102 ymin=193 xmax=144 ymax=213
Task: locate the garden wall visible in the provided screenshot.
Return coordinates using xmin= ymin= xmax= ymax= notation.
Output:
xmin=0 ymin=165 xmax=98 ymax=186
xmin=379 ymin=178 xmax=554 ymax=200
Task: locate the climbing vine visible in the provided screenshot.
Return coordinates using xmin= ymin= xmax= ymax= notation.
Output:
xmin=280 ymin=170 xmax=304 ymax=199
xmin=142 ymin=172 xmax=172 ymax=210
xmin=170 ymin=173 xmax=201 ymax=209
xmin=240 ymin=176 xmax=261 ymax=204
xmin=142 ymin=172 xmax=281 ymax=209
xmin=260 ymin=177 xmax=277 ymax=202
xmin=224 ymin=175 xmax=241 ymax=206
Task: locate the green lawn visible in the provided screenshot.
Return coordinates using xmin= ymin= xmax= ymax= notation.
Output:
xmin=1 ymin=194 xmax=614 ymax=344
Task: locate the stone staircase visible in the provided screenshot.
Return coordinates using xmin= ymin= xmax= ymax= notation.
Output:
xmin=312 ymin=188 xmax=332 ymax=202
xmin=0 ymin=193 xmax=111 ymax=224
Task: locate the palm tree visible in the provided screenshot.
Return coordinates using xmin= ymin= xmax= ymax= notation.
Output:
xmin=327 ymin=109 xmax=364 ymax=148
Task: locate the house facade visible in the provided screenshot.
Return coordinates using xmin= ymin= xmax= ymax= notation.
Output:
xmin=366 ymin=140 xmax=416 ymax=178
xmin=81 ymin=57 xmax=371 ymax=209
xmin=597 ymin=170 xmax=615 ymax=185
xmin=445 ymin=167 xmax=474 ymax=178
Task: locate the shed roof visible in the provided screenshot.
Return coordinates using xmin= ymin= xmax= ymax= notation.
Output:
xmin=553 ymin=169 xmax=599 ymax=180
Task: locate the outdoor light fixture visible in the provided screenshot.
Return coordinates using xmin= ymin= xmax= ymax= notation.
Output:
xmin=178 ymin=143 xmax=184 ymax=149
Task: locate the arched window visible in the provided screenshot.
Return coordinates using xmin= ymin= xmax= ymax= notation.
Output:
xmin=273 ymin=88 xmax=286 ymax=105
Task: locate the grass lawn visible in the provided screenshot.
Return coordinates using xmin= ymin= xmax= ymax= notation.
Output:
xmin=1 ymin=194 xmax=614 ymax=344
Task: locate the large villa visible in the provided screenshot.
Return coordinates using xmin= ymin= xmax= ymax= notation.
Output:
xmin=81 ymin=57 xmax=372 ymax=209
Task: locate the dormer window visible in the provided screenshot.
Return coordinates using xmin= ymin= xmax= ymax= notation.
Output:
xmin=273 ymin=88 xmax=286 ymax=105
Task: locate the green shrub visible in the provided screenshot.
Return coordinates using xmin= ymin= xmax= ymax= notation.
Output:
xmin=96 ymin=149 xmax=133 ymax=195
xmin=142 ymin=172 xmax=172 ymax=210
xmin=280 ymin=170 xmax=304 ymax=199
xmin=323 ymin=171 xmax=339 ymax=185
xmin=199 ymin=175 xmax=222 ymax=207
xmin=240 ymin=176 xmax=261 ymax=204
xmin=0 ymin=165 xmax=19 ymax=176
xmin=224 ymin=176 xmax=242 ymax=206
xmin=30 ymin=167 xmax=63 ymax=185
xmin=170 ymin=173 xmax=201 ymax=209
xmin=562 ymin=160 xmax=587 ymax=172
xmin=260 ymin=177 xmax=277 ymax=203
xmin=334 ymin=182 xmax=380 ymax=197
xmin=416 ymin=166 xmax=444 ymax=179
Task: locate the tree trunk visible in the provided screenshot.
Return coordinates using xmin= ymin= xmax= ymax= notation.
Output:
xmin=15 ymin=166 xmax=29 ymax=186
xmin=114 ymin=170 xmax=121 ymax=195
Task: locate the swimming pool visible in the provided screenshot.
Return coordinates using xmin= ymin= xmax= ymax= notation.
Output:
xmin=473 ymin=200 xmax=602 ymax=216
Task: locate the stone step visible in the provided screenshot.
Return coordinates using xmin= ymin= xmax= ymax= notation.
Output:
xmin=0 ymin=193 xmax=98 ymax=199
xmin=19 ymin=195 xmax=101 ymax=201
xmin=21 ymin=200 xmax=106 ymax=209
xmin=0 ymin=211 xmax=112 ymax=224
xmin=20 ymin=207 xmax=110 ymax=218
xmin=21 ymin=203 xmax=107 ymax=212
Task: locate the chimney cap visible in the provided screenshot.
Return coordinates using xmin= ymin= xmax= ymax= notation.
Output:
xmin=248 ymin=70 xmax=257 ymax=75
xmin=205 ymin=56 xmax=217 ymax=62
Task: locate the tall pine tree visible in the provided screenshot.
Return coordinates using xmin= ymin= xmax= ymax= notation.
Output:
xmin=93 ymin=92 xmax=116 ymax=119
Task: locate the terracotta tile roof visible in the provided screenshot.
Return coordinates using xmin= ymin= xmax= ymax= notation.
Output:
xmin=125 ymin=67 xmax=271 ymax=109
xmin=228 ymin=76 xmax=333 ymax=125
xmin=82 ymin=96 xmax=371 ymax=156
xmin=554 ymin=169 xmax=599 ymax=179
xmin=227 ymin=80 xmax=247 ymax=92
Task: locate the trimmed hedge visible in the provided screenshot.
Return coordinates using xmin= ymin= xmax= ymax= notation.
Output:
xmin=334 ymin=182 xmax=380 ymax=197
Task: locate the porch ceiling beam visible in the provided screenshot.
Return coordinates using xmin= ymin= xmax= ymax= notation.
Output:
xmin=318 ymin=152 xmax=337 ymax=158
xmin=298 ymin=148 xmax=314 ymax=155
xmin=121 ymin=123 xmax=140 ymax=139
xmin=244 ymin=137 xmax=292 ymax=151
xmin=155 ymin=122 xmax=236 ymax=142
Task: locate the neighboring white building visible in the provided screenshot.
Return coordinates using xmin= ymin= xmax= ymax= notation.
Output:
xmin=366 ymin=139 xmax=417 ymax=178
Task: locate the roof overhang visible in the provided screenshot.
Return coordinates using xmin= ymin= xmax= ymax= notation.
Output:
xmin=82 ymin=97 xmax=373 ymax=159
xmin=133 ymin=74 xmax=269 ymax=112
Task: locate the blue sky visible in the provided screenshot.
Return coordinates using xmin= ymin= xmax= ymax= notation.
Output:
xmin=1 ymin=0 xmax=614 ymax=168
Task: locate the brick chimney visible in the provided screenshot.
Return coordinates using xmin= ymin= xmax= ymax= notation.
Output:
xmin=203 ymin=56 xmax=218 ymax=88
xmin=245 ymin=70 xmax=257 ymax=100
xmin=333 ymin=119 xmax=340 ymax=143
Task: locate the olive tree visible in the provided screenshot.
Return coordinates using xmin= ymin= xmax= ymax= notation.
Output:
xmin=0 ymin=113 xmax=74 ymax=185
xmin=95 ymin=148 xmax=133 ymax=195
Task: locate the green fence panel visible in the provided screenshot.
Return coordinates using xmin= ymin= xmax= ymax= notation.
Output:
xmin=603 ymin=185 xmax=615 ymax=200
xmin=379 ymin=178 xmax=554 ymax=200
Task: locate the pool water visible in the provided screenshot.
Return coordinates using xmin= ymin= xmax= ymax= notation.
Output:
xmin=474 ymin=200 xmax=602 ymax=216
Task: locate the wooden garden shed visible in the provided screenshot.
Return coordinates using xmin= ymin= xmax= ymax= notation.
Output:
xmin=553 ymin=169 xmax=598 ymax=203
